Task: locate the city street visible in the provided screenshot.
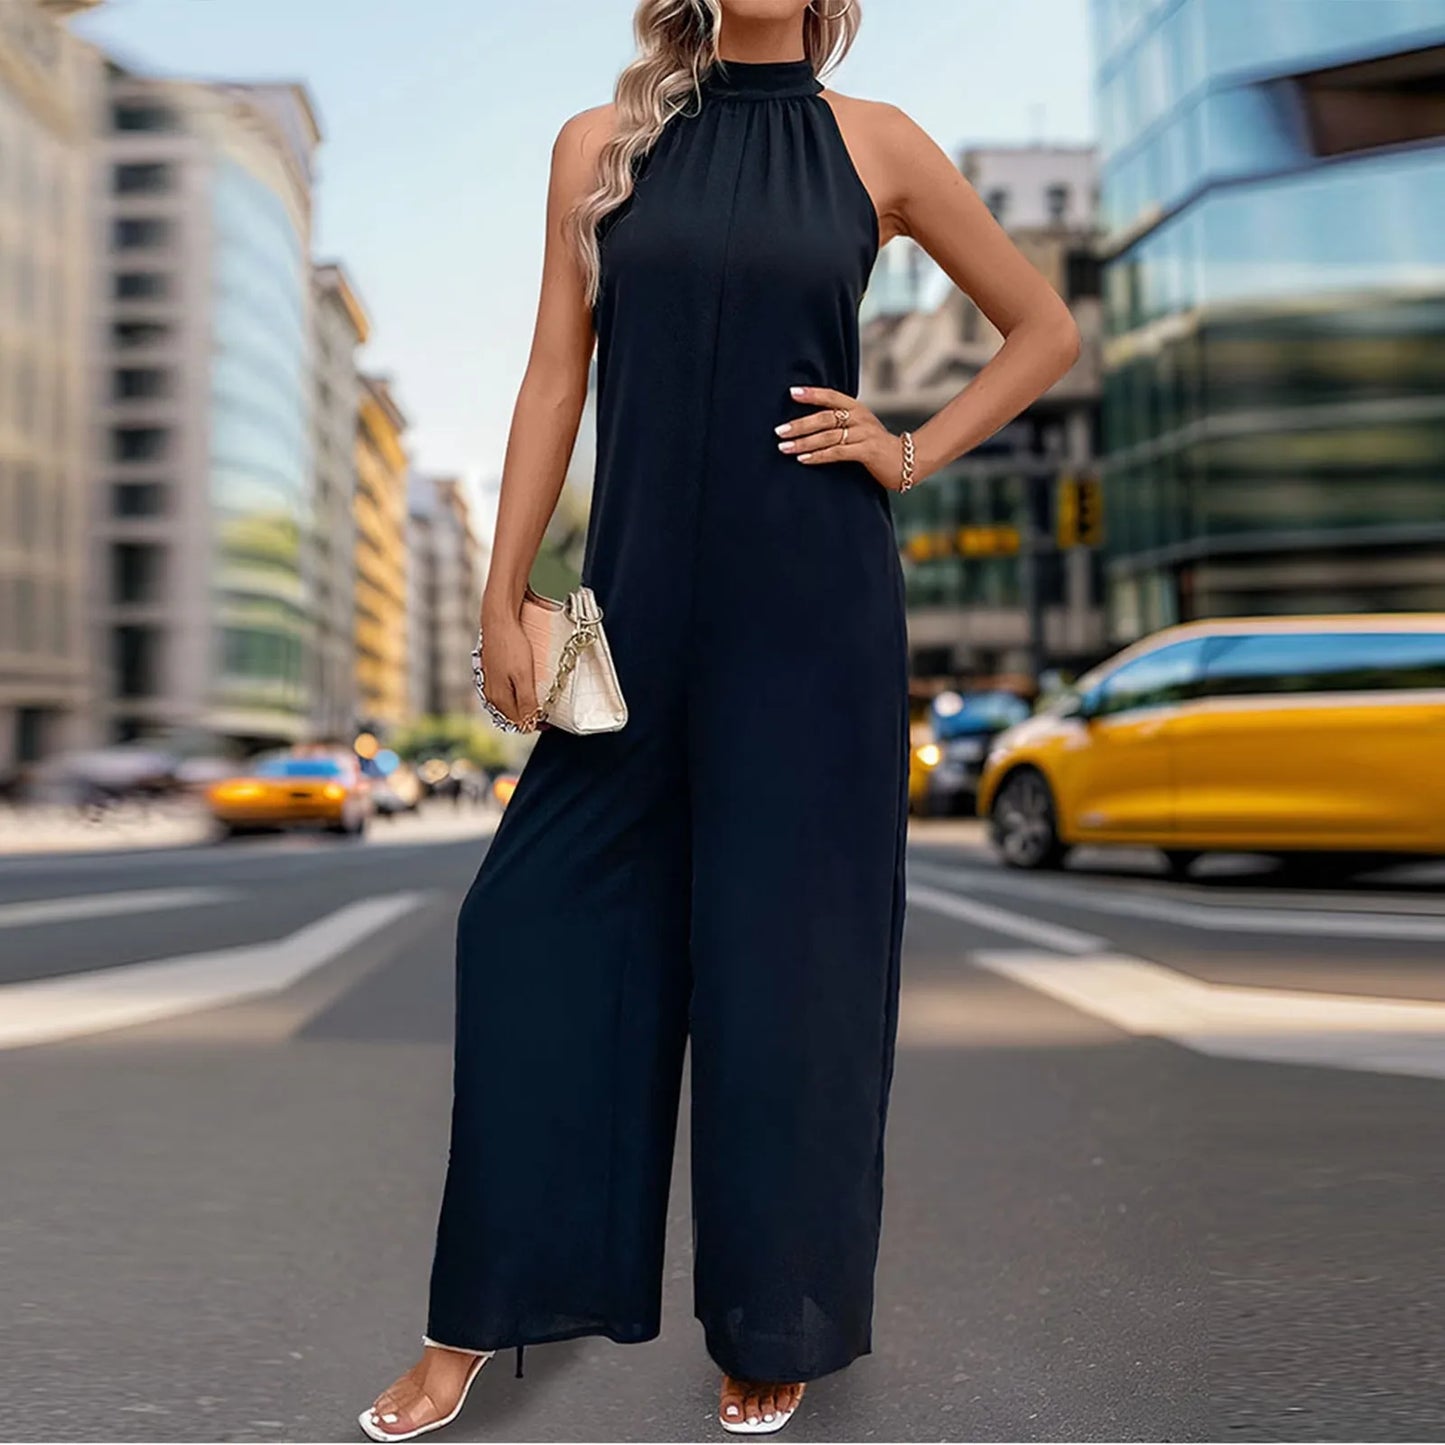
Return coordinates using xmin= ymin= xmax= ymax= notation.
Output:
xmin=4 ymin=822 xmax=1445 ymax=1442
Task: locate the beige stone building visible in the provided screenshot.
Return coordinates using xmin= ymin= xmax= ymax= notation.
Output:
xmin=311 ymin=262 xmax=369 ymax=741
xmin=407 ymin=474 xmax=485 ymax=720
xmin=354 ymin=375 xmax=409 ymax=731
xmin=0 ymin=0 xmax=101 ymax=773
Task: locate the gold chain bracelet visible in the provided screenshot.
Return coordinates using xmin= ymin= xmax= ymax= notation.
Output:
xmin=899 ymin=430 xmax=918 ymax=492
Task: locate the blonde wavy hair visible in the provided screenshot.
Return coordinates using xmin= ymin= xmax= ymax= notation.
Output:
xmin=570 ymin=0 xmax=862 ymax=303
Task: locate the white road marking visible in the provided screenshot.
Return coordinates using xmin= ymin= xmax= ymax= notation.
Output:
xmin=970 ymin=949 xmax=1445 ymax=1082
xmin=909 ymin=860 xmax=1445 ymax=942
xmin=0 ymin=893 xmax=429 ymax=1050
xmin=0 ymin=887 xmax=236 ymax=931
xmin=907 ymin=881 xmax=1106 ymax=955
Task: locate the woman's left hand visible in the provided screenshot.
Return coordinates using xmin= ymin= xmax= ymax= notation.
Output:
xmin=776 ymin=385 xmax=908 ymax=492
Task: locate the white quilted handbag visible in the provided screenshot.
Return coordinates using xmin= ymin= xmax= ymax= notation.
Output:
xmin=472 ymin=585 xmax=628 ymax=735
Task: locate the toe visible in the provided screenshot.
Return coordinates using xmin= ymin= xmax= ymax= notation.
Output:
xmin=744 ymin=1389 xmax=763 ymax=1425
xmin=368 ymin=1405 xmax=413 ymax=1437
xmin=719 ymin=1376 xmax=746 ymax=1426
xmin=757 ymin=1388 xmax=777 ymax=1422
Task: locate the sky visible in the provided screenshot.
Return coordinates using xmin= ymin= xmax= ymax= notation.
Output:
xmin=77 ymin=0 xmax=1096 ymax=516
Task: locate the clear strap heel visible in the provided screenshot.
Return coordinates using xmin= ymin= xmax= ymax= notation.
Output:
xmin=358 ymin=1338 xmax=496 ymax=1443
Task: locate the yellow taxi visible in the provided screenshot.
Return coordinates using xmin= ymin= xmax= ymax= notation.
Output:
xmin=977 ymin=615 xmax=1445 ymax=870
xmin=207 ymin=751 xmax=371 ymax=840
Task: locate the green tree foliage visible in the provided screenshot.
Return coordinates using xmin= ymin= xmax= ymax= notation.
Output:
xmin=389 ymin=715 xmax=513 ymax=771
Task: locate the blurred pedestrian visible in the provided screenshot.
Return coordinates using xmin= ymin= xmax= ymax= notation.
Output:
xmin=363 ymin=1 xmax=1077 ymax=1439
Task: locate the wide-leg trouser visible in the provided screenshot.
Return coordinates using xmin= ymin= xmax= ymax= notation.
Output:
xmin=427 ymin=648 xmax=906 ymax=1382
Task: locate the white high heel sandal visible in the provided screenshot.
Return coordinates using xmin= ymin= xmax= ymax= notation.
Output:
xmin=720 ymin=1384 xmax=805 ymax=1435
xmin=358 ymin=1336 xmax=497 ymax=1443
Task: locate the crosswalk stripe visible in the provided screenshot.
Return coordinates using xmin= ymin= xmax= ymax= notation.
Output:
xmin=0 ymin=888 xmax=236 ymax=930
xmin=0 ymin=892 xmax=430 ymax=1050
xmin=909 ymin=860 xmax=1445 ymax=942
xmin=907 ymin=881 xmax=1106 ymax=955
xmin=969 ymin=948 xmax=1445 ymax=1081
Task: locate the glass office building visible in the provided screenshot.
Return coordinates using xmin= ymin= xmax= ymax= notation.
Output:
xmin=210 ymin=156 xmax=311 ymax=730
xmin=98 ymin=73 xmax=320 ymax=749
xmin=1092 ymin=0 xmax=1445 ymax=639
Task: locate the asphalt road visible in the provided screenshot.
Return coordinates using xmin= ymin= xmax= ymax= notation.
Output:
xmin=3 ymin=818 xmax=1444 ymax=1442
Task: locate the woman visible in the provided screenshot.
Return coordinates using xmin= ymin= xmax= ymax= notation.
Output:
xmin=363 ymin=0 xmax=1078 ymax=1437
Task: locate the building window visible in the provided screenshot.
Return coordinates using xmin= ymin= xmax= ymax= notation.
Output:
xmin=112 ymin=320 xmax=171 ymax=348
xmin=113 ymin=367 xmax=170 ymax=401
xmin=114 ymin=625 xmax=163 ymax=698
xmin=985 ymin=187 xmax=1008 ymax=221
xmin=112 ymin=481 xmax=169 ymax=517
xmin=15 ymin=467 xmax=39 ymax=546
xmin=114 ymin=272 xmax=168 ymax=301
xmin=113 ymin=162 xmax=173 ymax=196
xmin=1066 ymin=251 xmax=1101 ymax=300
xmin=1046 ymin=183 xmax=1070 ymax=224
xmin=1298 ymin=45 xmax=1445 ymax=158
xmin=113 ymin=217 xmax=172 ymax=250
xmin=112 ymin=426 xmax=170 ymax=463
xmin=112 ymin=102 xmax=177 ymax=132
xmin=111 ymin=542 xmax=165 ymax=605
xmin=15 ymin=577 xmax=36 ymax=652
xmin=13 ymin=359 xmax=37 ymax=437
xmin=15 ymin=707 xmax=51 ymax=765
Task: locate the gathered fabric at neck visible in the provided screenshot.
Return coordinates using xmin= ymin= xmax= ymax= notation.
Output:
xmin=699 ymin=57 xmax=823 ymax=101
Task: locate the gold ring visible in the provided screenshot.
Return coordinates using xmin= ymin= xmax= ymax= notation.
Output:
xmin=833 ymin=408 xmax=851 ymax=426
xmin=841 ymin=426 xmax=850 ymax=446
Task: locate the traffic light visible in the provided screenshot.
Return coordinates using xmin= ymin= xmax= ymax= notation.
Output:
xmin=1056 ymin=475 xmax=1103 ymax=549
xmin=1077 ymin=477 xmax=1103 ymax=547
xmin=1056 ymin=475 xmax=1079 ymax=548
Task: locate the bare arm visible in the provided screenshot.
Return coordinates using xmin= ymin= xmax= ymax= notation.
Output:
xmin=883 ymin=106 xmax=1080 ymax=482
xmin=479 ymin=106 xmax=610 ymax=725
xmin=784 ymin=100 xmax=1080 ymax=489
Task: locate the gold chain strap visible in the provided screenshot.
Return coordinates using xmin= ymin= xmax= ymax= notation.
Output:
xmin=519 ymin=618 xmax=599 ymax=732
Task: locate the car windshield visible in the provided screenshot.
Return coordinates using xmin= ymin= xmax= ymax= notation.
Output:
xmin=253 ymin=757 xmax=346 ymax=779
xmin=934 ymin=693 xmax=1030 ymax=737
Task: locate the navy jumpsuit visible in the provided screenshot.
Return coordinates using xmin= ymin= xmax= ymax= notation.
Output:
xmin=427 ymin=58 xmax=909 ymax=1384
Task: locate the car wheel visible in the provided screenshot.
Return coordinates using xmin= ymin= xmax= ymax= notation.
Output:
xmin=1162 ymin=849 xmax=1201 ymax=878
xmin=328 ymin=809 xmax=365 ymax=840
xmin=990 ymin=768 xmax=1067 ymax=871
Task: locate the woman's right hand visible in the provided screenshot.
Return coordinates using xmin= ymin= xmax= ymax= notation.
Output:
xmin=480 ymin=613 xmax=540 ymax=730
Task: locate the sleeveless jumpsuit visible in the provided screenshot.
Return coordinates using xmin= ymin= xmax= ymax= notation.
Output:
xmin=427 ymin=58 xmax=909 ymax=1384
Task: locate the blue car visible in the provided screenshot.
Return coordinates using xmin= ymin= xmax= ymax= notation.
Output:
xmin=912 ymin=690 xmax=1031 ymax=817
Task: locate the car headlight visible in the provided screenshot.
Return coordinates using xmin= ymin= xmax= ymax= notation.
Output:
xmin=916 ymin=743 xmax=942 ymax=767
xmin=212 ymin=781 xmax=262 ymax=802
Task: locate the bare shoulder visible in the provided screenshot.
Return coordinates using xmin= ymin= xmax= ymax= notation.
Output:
xmin=555 ymin=103 xmax=616 ymax=162
xmin=820 ymin=90 xmax=926 ymax=152
xmin=820 ymin=92 xmax=946 ymax=239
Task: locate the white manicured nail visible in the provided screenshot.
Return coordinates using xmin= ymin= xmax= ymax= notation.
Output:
xmin=775 ymin=423 xmax=791 ymax=436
